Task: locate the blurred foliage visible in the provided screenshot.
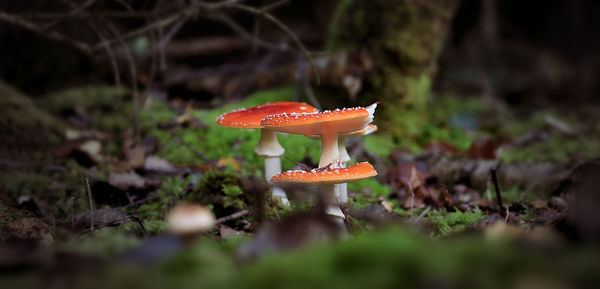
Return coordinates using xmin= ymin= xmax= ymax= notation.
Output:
xmin=33 ymin=227 xmax=600 ymax=289
xmin=0 ymin=81 xmax=65 ymax=159
xmin=427 ymin=208 xmax=485 ymax=236
xmin=39 ymin=85 xmax=130 ymax=132
xmin=63 ymin=227 xmax=140 ymax=257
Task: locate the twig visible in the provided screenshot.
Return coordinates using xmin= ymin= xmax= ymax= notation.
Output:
xmin=210 ymin=13 xmax=284 ymax=51
xmin=77 ymin=215 xmax=148 ymax=238
xmin=408 ymin=182 xmax=415 ymax=218
xmin=106 ymin=22 xmax=141 ymax=139
xmin=261 ymin=0 xmax=289 ymax=11
xmin=84 ymin=176 xmax=95 ymax=230
xmin=490 ymin=167 xmax=504 ymax=212
xmin=415 ymin=207 xmax=430 ymax=222
xmin=216 ymin=209 xmax=249 ymax=224
xmin=303 ymin=68 xmax=321 ymax=110
xmin=230 ymin=3 xmax=321 ymax=84
xmin=0 ymin=11 xmax=92 ymax=54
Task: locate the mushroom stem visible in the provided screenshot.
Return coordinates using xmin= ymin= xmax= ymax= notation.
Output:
xmin=337 ymin=135 xmax=351 ymax=203
xmin=255 ymin=129 xmax=288 ymax=205
xmin=254 ymin=129 xmax=284 ymax=157
xmin=264 ymin=156 xmax=289 ymax=206
xmin=321 ymin=184 xmax=345 ymax=221
xmin=319 ymin=132 xmax=340 ymax=168
xmin=338 ymin=135 xmax=351 ymax=163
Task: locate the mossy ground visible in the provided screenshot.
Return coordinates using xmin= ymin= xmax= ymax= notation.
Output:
xmin=2 ymin=82 xmax=599 ymax=288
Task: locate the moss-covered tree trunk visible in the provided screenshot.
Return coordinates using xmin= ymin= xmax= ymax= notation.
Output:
xmin=329 ymin=0 xmax=459 ymax=145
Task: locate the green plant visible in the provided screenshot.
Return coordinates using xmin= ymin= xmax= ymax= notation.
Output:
xmin=428 ymin=208 xmax=485 ymax=236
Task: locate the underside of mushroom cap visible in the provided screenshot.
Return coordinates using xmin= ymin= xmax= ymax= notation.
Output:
xmin=271 ymin=162 xmax=377 ymax=185
xmin=216 ymin=102 xmax=317 ymax=128
xmin=307 ymin=124 xmax=378 ymax=139
xmin=260 ymin=103 xmax=377 ymax=135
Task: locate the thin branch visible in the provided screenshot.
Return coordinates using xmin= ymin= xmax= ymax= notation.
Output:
xmin=230 ymin=3 xmax=321 ymax=84
xmin=216 ymin=210 xmax=249 ymax=224
xmin=209 ymin=13 xmax=285 ymax=51
xmin=491 ymin=167 xmax=504 ymax=212
xmin=303 ymin=68 xmax=321 ymax=110
xmin=84 ymin=176 xmax=95 ymax=230
xmin=106 ymin=22 xmax=141 ymax=139
xmin=261 ymin=0 xmax=289 ymax=11
xmin=0 ymin=11 xmax=92 ymax=54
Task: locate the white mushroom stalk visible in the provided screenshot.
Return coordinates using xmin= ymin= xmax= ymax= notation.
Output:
xmin=254 ymin=128 xmax=288 ymax=205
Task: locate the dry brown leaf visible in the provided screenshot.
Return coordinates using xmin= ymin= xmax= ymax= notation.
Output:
xmin=217 ymin=157 xmax=241 ymax=171
xmin=108 ymin=172 xmax=149 ymax=190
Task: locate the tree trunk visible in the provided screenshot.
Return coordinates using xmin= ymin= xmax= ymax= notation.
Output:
xmin=328 ymin=0 xmax=460 ymax=144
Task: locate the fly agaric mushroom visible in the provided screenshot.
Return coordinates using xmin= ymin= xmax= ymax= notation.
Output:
xmin=216 ymin=102 xmax=317 ymax=205
xmin=261 ymin=103 xmax=377 ymax=169
xmin=167 ymin=203 xmax=216 ymax=237
xmin=271 ymin=162 xmax=377 ymax=220
xmin=305 ymin=124 xmax=378 ymax=203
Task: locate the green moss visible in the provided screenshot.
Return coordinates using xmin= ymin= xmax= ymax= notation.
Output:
xmin=427 ymin=208 xmax=485 ymax=236
xmin=0 ymin=171 xmax=88 ymax=221
xmin=500 ymin=135 xmax=600 ymax=163
xmin=0 ymin=81 xmax=66 ymax=159
xmin=63 ymin=227 xmax=140 ymax=257
xmin=0 ymin=172 xmax=55 ymax=199
xmin=364 ymin=135 xmax=396 ymax=157
xmin=349 ymin=178 xmax=392 ymax=208
xmin=493 ymin=185 xmax=543 ymax=203
xmin=0 ymin=202 xmax=32 ymax=227
xmin=39 ymin=85 xmax=130 ymax=132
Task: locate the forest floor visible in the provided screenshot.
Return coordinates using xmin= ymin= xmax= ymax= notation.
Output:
xmin=1 ymin=81 xmax=600 ymax=289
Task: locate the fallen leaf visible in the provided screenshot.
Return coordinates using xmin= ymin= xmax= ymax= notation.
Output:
xmin=467 ymin=137 xmax=497 ymax=159
xmin=144 ymin=156 xmax=178 ymax=173
xmin=388 ymin=162 xmax=444 ymax=208
xmin=75 ymin=208 xmax=130 ymax=228
xmin=79 ymin=140 xmax=102 ymax=163
xmin=53 ymin=138 xmax=102 ymax=167
xmin=218 ymin=224 xmax=246 ymax=239
xmin=530 ymin=199 xmax=548 ymax=210
xmin=424 ymin=141 xmax=459 ymax=155
xmin=380 ymin=200 xmax=393 ymax=213
xmin=108 ymin=172 xmax=149 ymax=190
xmin=122 ymin=138 xmax=146 ymax=169
xmin=217 ymin=157 xmax=241 ymax=171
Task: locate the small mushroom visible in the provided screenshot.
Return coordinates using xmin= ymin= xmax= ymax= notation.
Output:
xmin=167 ymin=203 xmax=215 ymax=241
xmin=271 ymin=162 xmax=378 ymax=221
xmin=216 ymin=102 xmax=317 ymax=205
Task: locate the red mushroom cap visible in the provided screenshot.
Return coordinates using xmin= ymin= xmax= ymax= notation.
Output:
xmin=271 ymin=162 xmax=377 ymax=185
xmin=216 ymin=102 xmax=317 ymax=128
xmin=260 ymin=103 xmax=377 ymax=135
